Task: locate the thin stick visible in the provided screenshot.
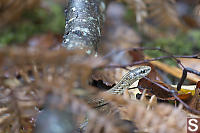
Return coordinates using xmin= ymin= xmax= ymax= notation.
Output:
xmin=143 ymin=76 xmax=200 ymax=115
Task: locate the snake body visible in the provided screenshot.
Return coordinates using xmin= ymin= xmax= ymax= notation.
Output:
xmin=91 ymin=66 xmax=151 ymax=108
xmin=81 ymin=66 xmax=151 ymax=130
xmin=107 ymin=66 xmax=151 ymax=94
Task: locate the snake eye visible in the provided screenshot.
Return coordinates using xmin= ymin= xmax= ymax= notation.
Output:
xmin=141 ymin=70 xmax=146 ymax=73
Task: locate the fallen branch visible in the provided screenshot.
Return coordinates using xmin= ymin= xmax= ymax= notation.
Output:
xmin=62 ymin=0 xmax=106 ymax=55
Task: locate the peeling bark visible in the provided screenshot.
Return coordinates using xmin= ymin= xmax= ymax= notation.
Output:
xmin=62 ymin=0 xmax=106 ymax=55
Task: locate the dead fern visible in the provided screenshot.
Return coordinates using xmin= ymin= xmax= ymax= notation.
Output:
xmin=0 ymin=48 xmax=92 ymax=133
xmin=121 ymin=0 xmax=187 ymax=38
xmin=0 ymin=47 xmax=193 ymax=133
xmin=101 ymin=91 xmax=187 ymax=133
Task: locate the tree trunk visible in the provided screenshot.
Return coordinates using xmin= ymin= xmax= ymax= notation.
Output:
xmin=62 ymin=0 xmax=106 ymax=55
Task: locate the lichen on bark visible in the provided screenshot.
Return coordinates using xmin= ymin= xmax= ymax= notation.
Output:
xmin=62 ymin=0 xmax=106 ymax=55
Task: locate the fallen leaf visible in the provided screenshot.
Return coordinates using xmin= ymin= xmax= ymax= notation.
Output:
xmin=179 ymin=58 xmax=200 ymax=82
xmin=188 ymin=81 xmax=200 ymax=111
xmin=91 ymin=68 xmax=128 ymax=87
xmin=92 ymin=66 xmax=143 ymax=88
xmin=129 ymin=51 xmax=163 ymax=81
xmin=128 ymin=49 xmax=144 ymax=62
xmin=177 ymin=93 xmax=192 ymax=101
xmin=146 ymin=56 xmax=200 ymax=82
xmin=138 ymin=79 xmax=175 ymax=100
xmin=172 ymin=85 xmax=196 ymax=96
xmin=182 ymin=15 xmax=200 ymax=28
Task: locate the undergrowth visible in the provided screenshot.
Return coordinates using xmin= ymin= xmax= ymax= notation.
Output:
xmin=0 ymin=48 xmax=187 ymax=133
xmin=0 ymin=1 xmax=65 ymax=46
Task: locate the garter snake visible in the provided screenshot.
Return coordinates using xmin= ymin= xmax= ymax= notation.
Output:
xmin=89 ymin=66 xmax=151 ymax=109
xmin=80 ymin=66 xmax=151 ymax=130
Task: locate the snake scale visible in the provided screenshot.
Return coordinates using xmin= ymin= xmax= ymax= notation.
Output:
xmin=89 ymin=66 xmax=151 ymax=109
xmin=80 ymin=66 xmax=151 ymax=130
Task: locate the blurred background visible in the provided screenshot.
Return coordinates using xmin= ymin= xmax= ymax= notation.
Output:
xmin=0 ymin=0 xmax=65 ymax=48
xmin=0 ymin=0 xmax=200 ymax=59
xmin=1 ymin=1 xmax=200 ymax=132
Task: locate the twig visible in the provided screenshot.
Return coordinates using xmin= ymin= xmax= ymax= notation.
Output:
xmin=99 ymin=47 xmax=200 ymax=114
xmin=177 ymin=67 xmax=200 ymax=91
xmin=99 ymin=54 xmax=199 ymax=70
xmin=172 ymin=93 xmax=200 ymax=114
xmin=143 ymin=76 xmax=200 ymax=114
xmin=102 ymin=47 xmax=200 ymax=92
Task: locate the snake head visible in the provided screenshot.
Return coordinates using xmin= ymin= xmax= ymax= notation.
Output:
xmin=130 ymin=66 xmax=151 ymax=80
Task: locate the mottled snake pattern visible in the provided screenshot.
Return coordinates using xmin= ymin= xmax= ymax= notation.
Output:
xmin=91 ymin=66 xmax=151 ymax=108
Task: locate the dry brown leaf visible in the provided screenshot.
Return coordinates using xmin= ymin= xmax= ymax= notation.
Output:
xmin=188 ymin=81 xmax=200 ymax=111
xmin=178 ymin=93 xmax=192 ymax=101
xmin=146 ymin=56 xmax=200 ymax=82
xmin=182 ymin=15 xmax=200 ymax=28
xmin=129 ymin=51 xmax=163 ymax=81
xmin=92 ymin=66 xmax=143 ymax=88
xmin=172 ymin=85 xmax=196 ymax=95
xmin=179 ymin=58 xmax=200 ymax=81
xmin=138 ymin=79 xmax=175 ymax=100
xmin=92 ymin=68 xmax=128 ymax=87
